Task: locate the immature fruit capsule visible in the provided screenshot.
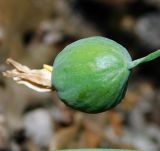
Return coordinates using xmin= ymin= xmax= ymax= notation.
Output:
xmin=3 ymin=37 xmax=160 ymax=113
xmin=52 ymin=36 xmax=160 ymax=113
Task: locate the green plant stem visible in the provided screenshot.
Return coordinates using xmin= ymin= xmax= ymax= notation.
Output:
xmin=129 ymin=49 xmax=160 ymax=69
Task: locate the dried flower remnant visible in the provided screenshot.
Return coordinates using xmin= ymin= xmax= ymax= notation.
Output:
xmin=2 ymin=58 xmax=52 ymax=92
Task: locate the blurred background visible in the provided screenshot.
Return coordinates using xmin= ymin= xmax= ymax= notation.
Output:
xmin=0 ymin=0 xmax=160 ymax=151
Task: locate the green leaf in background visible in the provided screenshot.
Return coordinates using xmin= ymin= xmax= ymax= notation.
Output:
xmin=52 ymin=149 xmax=140 ymax=151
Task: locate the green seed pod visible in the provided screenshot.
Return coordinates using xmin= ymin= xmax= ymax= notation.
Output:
xmin=52 ymin=36 xmax=160 ymax=113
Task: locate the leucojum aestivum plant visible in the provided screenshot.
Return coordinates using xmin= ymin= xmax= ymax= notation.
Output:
xmin=3 ymin=36 xmax=160 ymax=151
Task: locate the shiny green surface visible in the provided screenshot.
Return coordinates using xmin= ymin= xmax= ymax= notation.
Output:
xmin=52 ymin=37 xmax=131 ymax=113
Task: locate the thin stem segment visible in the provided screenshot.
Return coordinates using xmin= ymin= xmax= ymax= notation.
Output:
xmin=129 ymin=49 xmax=160 ymax=69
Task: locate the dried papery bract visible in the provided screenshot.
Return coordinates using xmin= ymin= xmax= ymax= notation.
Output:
xmin=3 ymin=58 xmax=52 ymax=92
